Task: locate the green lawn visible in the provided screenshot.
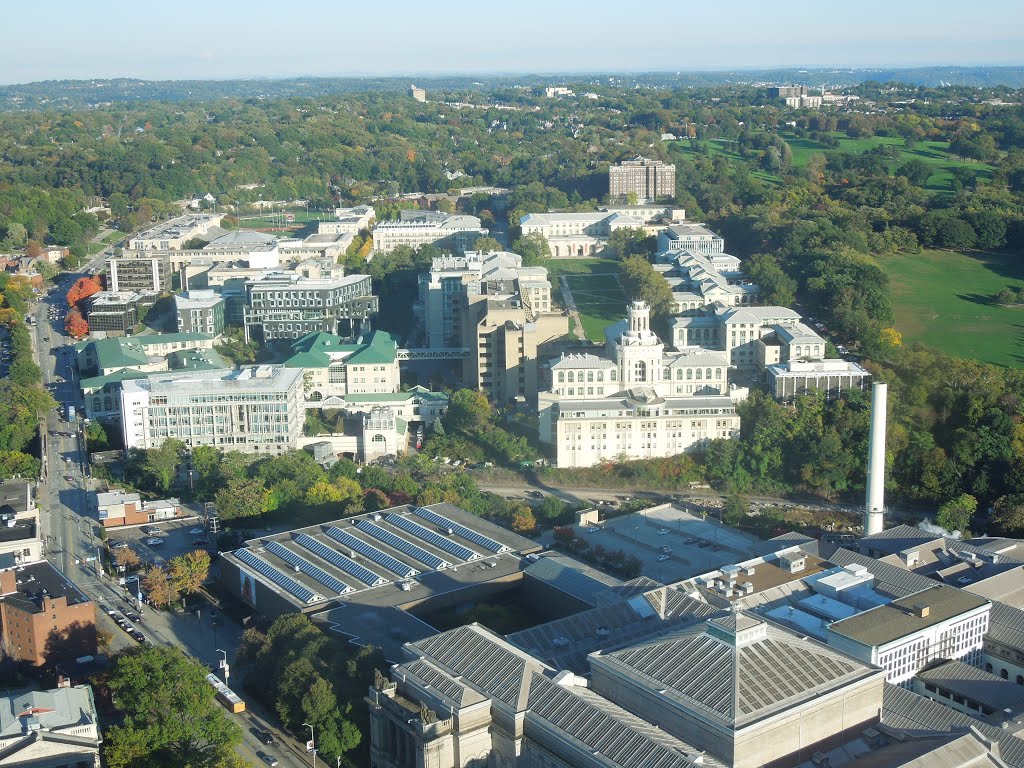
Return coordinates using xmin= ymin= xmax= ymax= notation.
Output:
xmin=538 ymin=257 xmax=627 ymax=340
xmin=676 ymin=133 xmax=993 ymax=193
xmin=880 ymin=249 xmax=1024 ymax=366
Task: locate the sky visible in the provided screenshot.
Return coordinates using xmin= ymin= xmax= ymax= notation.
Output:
xmin=2 ymin=0 xmax=1023 ymax=84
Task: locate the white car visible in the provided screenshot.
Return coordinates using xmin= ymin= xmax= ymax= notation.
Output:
xmin=657 ymin=554 xmax=671 ymax=562
xmin=189 ymin=527 xmax=205 ymax=536
xmin=657 ymin=528 xmax=670 ymax=535
xmin=142 ymin=537 xmax=165 ymax=546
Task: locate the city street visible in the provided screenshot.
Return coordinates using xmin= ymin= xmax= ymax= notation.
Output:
xmin=28 ymin=253 xmax=319 ymax=767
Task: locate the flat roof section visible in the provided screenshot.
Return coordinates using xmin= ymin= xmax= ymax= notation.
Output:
xmin=827 ymin=584 xmax=989 ymax=648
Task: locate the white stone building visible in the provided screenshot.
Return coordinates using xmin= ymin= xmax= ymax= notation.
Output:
xmin=539 ymin=302 xmax=740 ymax=467
xmin=0 ymin=685 xmax=102 ymax=767
xmin=126 ymin=213 xmax=225 ymax=251
xmin=655 ymin=250 xmax=760 ymax=313
xmin=283 ymin=330 xmax=401 ymax=405
xmin=120 ymin=365 xmax=304 ymax=454
xmin=657 ymin=222 xmax=726 ymax=257
xmin=826 ymin=584 xmax=991 ymax=686
xmin=372 ymin=212 xmax=487 ymax=255
xmin=519 ymin=206 xmax=683 ymax=258
xmin=318 ymin=205 xmax=375 ymax=236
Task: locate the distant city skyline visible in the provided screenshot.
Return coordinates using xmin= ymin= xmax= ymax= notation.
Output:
xmin=2 ymin=0 xmax=1022 ymax=85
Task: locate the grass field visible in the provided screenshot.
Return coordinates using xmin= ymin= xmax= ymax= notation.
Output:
xmin=880 ymin=249 xmax=1024 ymax=366
xmin=539 ymin=258 xmax=627 ymax=339
xmin=676 ymin=133 xmax=994 ymax=193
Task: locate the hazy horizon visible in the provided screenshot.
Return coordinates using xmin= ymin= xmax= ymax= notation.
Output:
xmin=2 ymin=0 xmax=1022 ymax=86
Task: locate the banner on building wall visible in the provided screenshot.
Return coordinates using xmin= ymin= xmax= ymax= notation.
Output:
xmin=240 ymin=570 xmax=257 ymax=608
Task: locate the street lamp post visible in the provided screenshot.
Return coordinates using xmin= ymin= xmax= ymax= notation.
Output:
xmin=216 ymin=648 xmax=228 ymax=686
xmin=302 ymin=723 xmax=317 ymax=768
xmin=125 ymin=575 xmax=142 ymax=610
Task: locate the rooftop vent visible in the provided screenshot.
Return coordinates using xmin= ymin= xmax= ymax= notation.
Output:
xmin=912 ymin=603 xmax=930 ymax=618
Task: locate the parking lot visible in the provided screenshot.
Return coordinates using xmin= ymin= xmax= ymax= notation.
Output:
xmin=575 ymin=503 xmax=764 ymax=583
xmin=106 ymin=516 xmax=213 ymax=568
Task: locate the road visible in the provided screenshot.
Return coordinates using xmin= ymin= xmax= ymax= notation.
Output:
xmin=29 ymin=250 xmax=318 ymax=767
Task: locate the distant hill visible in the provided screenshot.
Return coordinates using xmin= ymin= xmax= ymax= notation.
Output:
xmin=1 ymin=66 xmax=1023 ymax=110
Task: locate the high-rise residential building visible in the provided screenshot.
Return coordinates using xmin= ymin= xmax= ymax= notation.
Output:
xmin=242 ymin=272 xmax=378 ymax=343
xmin=417 ymin=251 xmax=554 ymax=348
xmin=608 ymin=156 xmax=676 ymax=203
xmin=410 ymin=84 xmax=427 ymax=103
xmin=120 ymin=365 xmax=304 ymax=453
xmin=106 ymin=251 xmax=172 ymax=294
xmin=461 ymin=297 xmax=569 ymax=404
xmin=372 ymin=211 xmax=487 ymax=255
xmin=174 ymin=290 xmax=225 ymax=336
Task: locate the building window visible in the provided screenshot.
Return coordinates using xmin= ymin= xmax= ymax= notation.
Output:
xmin=634 ymin=361 xmax=647 ymax=382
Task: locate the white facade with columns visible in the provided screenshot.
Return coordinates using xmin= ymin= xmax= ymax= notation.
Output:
xmin=540 ymin=301 xmax=739 ymax=467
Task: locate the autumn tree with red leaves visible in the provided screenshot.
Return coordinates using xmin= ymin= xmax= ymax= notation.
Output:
xmin=65 ymin=307 xmax=89 ymax=338
xmin=66 ymin=276 xmax=102 ymax=308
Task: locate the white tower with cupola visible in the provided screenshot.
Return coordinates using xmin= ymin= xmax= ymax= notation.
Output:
xmin=614 ymin=301 xmax=666 ymax=393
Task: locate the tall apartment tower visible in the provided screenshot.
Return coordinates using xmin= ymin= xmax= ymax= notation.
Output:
xmin=609 ymin=156 xmax=676 ymax=203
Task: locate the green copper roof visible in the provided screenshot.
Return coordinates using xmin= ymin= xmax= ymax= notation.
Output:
xmin=80 ymin=369 xmax=151 ymax=390
xmin=134 ymin=332 xmax=213 ymax=345
xmin=285 ymin=329 xmax=397 ymax=369
xmin=81 ymin=338 xmax=150 ymax=370
xmin=343 ymin=330 xmax=398 ymax=366
xmin=167 ymin=348 xmax=229 ymax=371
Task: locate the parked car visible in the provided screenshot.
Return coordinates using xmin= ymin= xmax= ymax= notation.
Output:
xmin=657 ymin=528 xmax=670 ymax=535
xmin=192 ymin=538 xmax=210 ymax=546
xmin=527 ymin=490 xmax=544 ymax=498
xmin=253 ymin=729 xmax=276 ymax=746
xmin=189 ymin=527 xmax=205 ymax=536
xmin=108 ymin=540 xmax=129 ymax=549
xmin=141 ymin=525 xmax=163 ymax=535
xmin=258 ymin=753 xmax=279 ymax=767
xmin=657 ymin=554 xmax=671 ymax=562
xmin=142 ymin=537 xmax=165 ymax=546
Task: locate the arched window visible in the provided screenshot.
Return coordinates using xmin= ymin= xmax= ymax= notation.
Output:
xmin=1017 ymin=674 xmax=1023 ymax=686
xmin=696 ymin=368 xmax=702 ymax=380
xmin=587 ymin=371 xmax=594 ymax=382
xmin=813 ymin=345 xmax=820 ymax=356
xmin=557 ymin=371 xmax=564 ymax=383
xmin=597 ymin=371 xmax=603 ymax=382
xmin=687 ymin=369 xmax=693 ymax=380
xmin=664 ymin=368 xmax=671 ymax=380
xmin=676 ymin=368 xmax=684 ymax=380
xmin=795 ymin=345 xmax=802 ymax=357
xmin=706 ymin=368 xmax=713 ymax=379
xmin=567 ymin=371 xmax=574 ymax=383
xmin=634 ymin=361 xmax=647 ymax=382
xmin=1001 ymin=669 xmax=1009 ymax=680
xmin=715 ymin=368 xmax=722 ymax=379
xmin=985 ymin=663 xmax=993 ymax=673
xmin=610 ymin=370 xmax=617 ymax=381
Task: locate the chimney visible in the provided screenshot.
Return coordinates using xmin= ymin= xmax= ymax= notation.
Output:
xmin=912 ymin=603 xmax=930 ymax=618
xmin=864 ymin=382 xmax=888 ymax=536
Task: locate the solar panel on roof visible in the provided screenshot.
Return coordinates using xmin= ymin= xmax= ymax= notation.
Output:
xmin=264 ymin=540 xmax=351 ymax=595
xmin=387 ymin=514 xmax=481 ymax=561
xmin=324 ymin=527 xmax=419 ymax=578
xmin=411 ymin=507 xmax=510 ymax=553
xmin=355 ymin=520 xmax=451 ymax=570
xmin=294 ymin=534 xmax=389 ymax=587
xmin=234 ymin=548 xmax=324 ymax=604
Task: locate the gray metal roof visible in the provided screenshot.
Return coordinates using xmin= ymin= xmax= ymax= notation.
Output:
xmin=394 ymin=658 xmax=488 ymax=710
xmin=916 ymin=659 xmax=1024 ymax=713
xmin=508 ymin=588 xmax=717 ymax=674
xmin=987 ymin=600 xmax=1024 ymax=651
xmin=406 ymin=624 xmax=552 ymax=712
xmin=0 ymin=686 xmax=97 ymax=738
xmin=965 ymin=566 xmax=1024 ymax=609
xmin=881 ymin=683 xmax=1024 ymax=768
xmin=592 ymin=613 xmax=880 ymax=728
xmin=526 ymin=673 xmax=723 ymax=768
xmin=524 ymin=554 xmax=624 ymax=606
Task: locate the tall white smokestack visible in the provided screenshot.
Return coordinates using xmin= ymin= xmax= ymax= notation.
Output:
xmin=865 ymin=381 xmax=888 ymax=536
